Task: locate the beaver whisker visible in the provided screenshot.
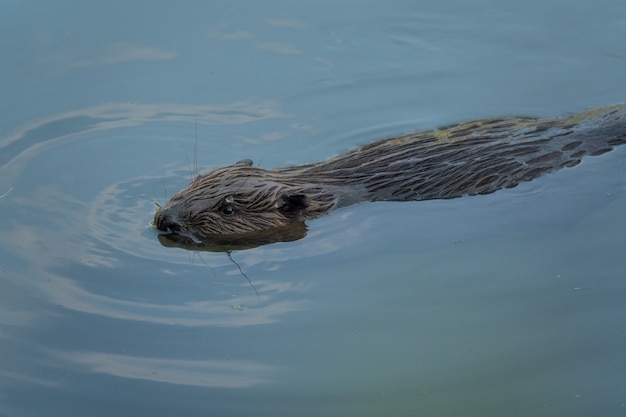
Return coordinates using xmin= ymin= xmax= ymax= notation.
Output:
xmin=226 ymin=251 xmax=259 ymax=301
xmin=154 ymin=104 xmax=626 ymax=245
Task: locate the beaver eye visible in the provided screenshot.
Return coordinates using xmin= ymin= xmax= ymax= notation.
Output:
xmin=220 ymin=205 xmax=236 ymax=216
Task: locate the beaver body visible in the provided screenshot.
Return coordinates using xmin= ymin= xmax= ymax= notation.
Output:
xmin=154 ymin=104 xmax=626 ymax=244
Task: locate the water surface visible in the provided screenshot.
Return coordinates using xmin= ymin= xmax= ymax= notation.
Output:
xmin=1 ymin=1 xmax=625 ymax=416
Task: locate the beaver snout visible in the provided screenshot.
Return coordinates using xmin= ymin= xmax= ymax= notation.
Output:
xmin=154 ymin=205 xmax=183 ymax=232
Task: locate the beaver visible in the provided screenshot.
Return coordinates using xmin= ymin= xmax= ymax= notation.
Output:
xmin=154 ymin=104 xmax=626 ymax=248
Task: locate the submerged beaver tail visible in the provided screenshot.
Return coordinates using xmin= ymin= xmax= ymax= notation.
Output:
xmin=295 ymin=104 xmax=626 ymax=203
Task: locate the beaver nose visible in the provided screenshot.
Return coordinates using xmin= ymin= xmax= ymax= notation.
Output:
xmin=154 ymin=205 xmax=183 ymax=232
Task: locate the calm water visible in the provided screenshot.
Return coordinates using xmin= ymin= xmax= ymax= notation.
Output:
xmin=1 ymin=1 xmax=626 ymax=416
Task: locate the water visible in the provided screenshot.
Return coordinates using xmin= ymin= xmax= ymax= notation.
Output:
xmin=1 ymin=1 xmax=626 ymax=416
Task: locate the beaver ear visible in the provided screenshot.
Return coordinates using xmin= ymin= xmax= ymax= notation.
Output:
xmin=277 ymin=193 xmax=309 ymax=216
xmin=234 ymin=159 xmax=253 ymax=166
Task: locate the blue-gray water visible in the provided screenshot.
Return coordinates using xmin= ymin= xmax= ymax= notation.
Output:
xmin=1 ymin=1 xmax=626 ymax=416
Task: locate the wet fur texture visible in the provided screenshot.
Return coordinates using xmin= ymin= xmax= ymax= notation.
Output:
xmin=154 ymin=104 xmax=626 ymax=241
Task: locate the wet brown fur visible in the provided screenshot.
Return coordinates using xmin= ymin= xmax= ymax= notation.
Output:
xmin=154 ymin=104 xmax=626 ymax=240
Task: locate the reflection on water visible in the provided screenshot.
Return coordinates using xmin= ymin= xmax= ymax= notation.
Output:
xmin=59 ymin=351 xmax=272 ymax=388
xmin=40 ymin=271 xmax=309 ymax=327
xmin=1 ymin=100 xmax=284 ymax=165
xmin=155 ymin=223 xmax=308 ymax=252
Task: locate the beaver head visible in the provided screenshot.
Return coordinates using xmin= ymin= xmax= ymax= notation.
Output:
xmin=153 ymin=160 xmax=342 ymax=243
